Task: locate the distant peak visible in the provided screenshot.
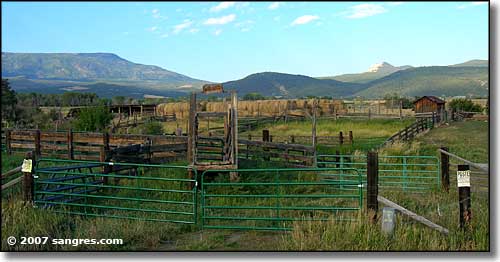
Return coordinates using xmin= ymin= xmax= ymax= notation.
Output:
xmin=367 ymin=62 xmax=395 ymax=73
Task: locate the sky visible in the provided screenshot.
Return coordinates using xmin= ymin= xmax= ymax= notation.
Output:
xmin=1 ymin=1 xmax=489 ymax=82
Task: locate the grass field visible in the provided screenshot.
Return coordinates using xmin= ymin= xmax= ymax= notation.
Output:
xmin=1 ymin=119 xmax=489 ymax=251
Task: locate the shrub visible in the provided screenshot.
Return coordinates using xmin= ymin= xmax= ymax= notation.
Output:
xmin=143 ymin=121 xmax=164 ymax=135
xmin=448 ymin=98 xmax=483 ymax=112
xmin=73 ymin=105 xmax=113 ymax=132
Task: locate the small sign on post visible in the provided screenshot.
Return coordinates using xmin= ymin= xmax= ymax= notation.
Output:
xmin=202 ymin=83 xmax=224 ymax=94
xmin=21 ymin=159 xmax=33 ymax=173
xmin=457 ymin=164 xmax=472 ymax=229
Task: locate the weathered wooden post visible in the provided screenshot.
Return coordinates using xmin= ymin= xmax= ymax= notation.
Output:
xmin=67 ymin=129 xmax=74 ymax=160
xmin=367 ymin=151 xmax=379 ymax=223
xmin=349 ymin=131 xmax=353 ymax=144
xmin=6 ymin=129 xmax=11 ymax=155
xmin=440 ymin=147 xmax=450 ymax=192
xmin=262 ymin=129 xmax=270 ymax=161
xmin=187 ymin=92 xmax=196 ymax=165
xmin=22 ymin=151 xmax=35 ymax=203
xmin=339 ymin=131 xmax=344 ymax=145
xmin=312 ymin=99 xmax=317 ymax=149
xmin=34 ymin=129 xmax=41 ymax=158
xmin=457 ymin=164 xmax=472 ymax=229
xmin=368 ymin=108 xmax=371 ymax=120
xmin=399 ymin=99 xmax=403 ymax=120
xmin=100 ymin=147 xmax=111 ymax=184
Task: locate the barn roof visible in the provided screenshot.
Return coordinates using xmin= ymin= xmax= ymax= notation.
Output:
xmin=413 ymin=96 xmax=446 ymax=105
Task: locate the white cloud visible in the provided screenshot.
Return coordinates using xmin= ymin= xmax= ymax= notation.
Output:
xmin=214 ymin=29 xmax=222 ymax=36
xmin=345 ymin=4 xmax=387 ymax=19
xmin=147 ymin=26 xmax=159 ymax=32
xmin=268 ymin=2 xmax=282 ymax=10
xmin=189 ymin=28 xmax=199 ymax=34
xmin=203 ymin=14 xmax=236 ymax=25
xmin=457 ymin=2 xmax=488 ymax=9
xmin=173 ymin=20 xmax=193 ymax=34
xmin=152 ymin=9 xmax=167 ymax=19
xmin=290 ymin=15 xmax=319 ymax=26
xmin=210 ymin=2 xmax=236 ymax=12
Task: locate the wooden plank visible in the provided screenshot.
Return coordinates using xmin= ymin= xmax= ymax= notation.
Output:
xmin=40 ymin=143 xmax=68 ymax=151
xmin=73 ymin=154 xmax=100 ymax=161
xmin=10 ymin=143 xmax=35 ymax=149
xmin=10 ymin=134 xmax=35 ymax=141
xmin=1 ymin=166 xmax=22 ymax=179
xmin=438 ymin=149 xmax=488 ymax=172
xmin=40 ymin=135 xmax=67 ymax=142
xmin=378 ymin=196 xmax=449 ymax=235
xmin=73 ymin=145 xmax=102 ymax=153
xmin=41 ymin=153 xmax=69 ymax=159
xmin=2 ymin=176 xmax=23 ymax=190
xmin=238 ymin=139 xmax=315 ymax=153
xmin=73 ymin=135 xmax=105 ymax=144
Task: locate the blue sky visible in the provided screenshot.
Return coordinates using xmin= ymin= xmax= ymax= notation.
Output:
xmin=2 ymin=1 xmax=488 ymax=82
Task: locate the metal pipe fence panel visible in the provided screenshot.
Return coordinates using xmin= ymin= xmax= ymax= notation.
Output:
xmin=201 ymin=167 xmax=363 ymax=231
xmin=33 ymin=158 xmax=198 ymax=224
xmin=317 ymin=154 xmax=440 ymax=192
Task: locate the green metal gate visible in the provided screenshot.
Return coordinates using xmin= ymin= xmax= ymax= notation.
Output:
xmin=201 ymin=167 xmax=363 ymax=231
xmin=317 ymin=154 xmax=440 ymax=191
xmin=33 ymin=158 xmax=198 ymax=224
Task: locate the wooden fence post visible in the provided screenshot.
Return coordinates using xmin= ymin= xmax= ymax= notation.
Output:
xmin=6 ymin=129 xmax=11 ymax=155
xmin=440 ymin=147 xmax=450 ymax=192
xmin=368 ymin=108 xmax=371 ymax=120
xmin=262 ymin=129 xmax=270 ymax=161
xmin=339 ymin=131 xmax=344 ymax=145
xmin=34 ymin=130 xmax=41 ymax=158
xmin=349 ymin=131 xmax=353 ymax=144
xmin=262 ymin=129 xmax=270 ymax=142
xmin=399 ymin=99 xmax=403 ymax=120
xmin=67 ymin=129 xmax=74 ymax=160
xmin=23 ymin=151 xmax=35 ymax=203
xmin=100 ymin=147 xmax=110 ymax=184
xmin=457 ymin=164 xmax=472 ymax=229
xmin=367 ymin=151 xmax=379 ymax=223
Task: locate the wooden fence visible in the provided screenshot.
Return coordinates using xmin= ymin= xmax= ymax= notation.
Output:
xmin=244 ymin=130 xmax=353 ymax=147
xmin=4 ymin=129 xmax=187 ymax=162
xmin=381 ymin=118 xmax=432 ymax=147
xmin=238 ymin=139 xmax=315 ymax=167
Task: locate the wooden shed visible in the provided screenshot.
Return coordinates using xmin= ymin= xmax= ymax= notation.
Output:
xmin=413 ymin=96 xmax=446 ymax=114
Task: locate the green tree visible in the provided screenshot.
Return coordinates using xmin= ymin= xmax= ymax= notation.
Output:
xmin=142 ymin=121 xmax=164 ymax=135
xmin=242 ymin=92 xmax=265 ymax=101
xmin=73 ymin=105 xmax=113 ymax=132
xmin=449 ymin=98 xmax=483 ymax=112
xmin=1 ymin=79 xmax=17 ymax=122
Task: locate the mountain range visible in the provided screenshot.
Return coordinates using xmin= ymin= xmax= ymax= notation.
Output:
xmin=1 ymin=52 xmax=488 ymax=99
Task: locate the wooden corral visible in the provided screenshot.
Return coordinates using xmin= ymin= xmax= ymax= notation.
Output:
xmin=3 ymin=129 xmax=187 ymax=163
